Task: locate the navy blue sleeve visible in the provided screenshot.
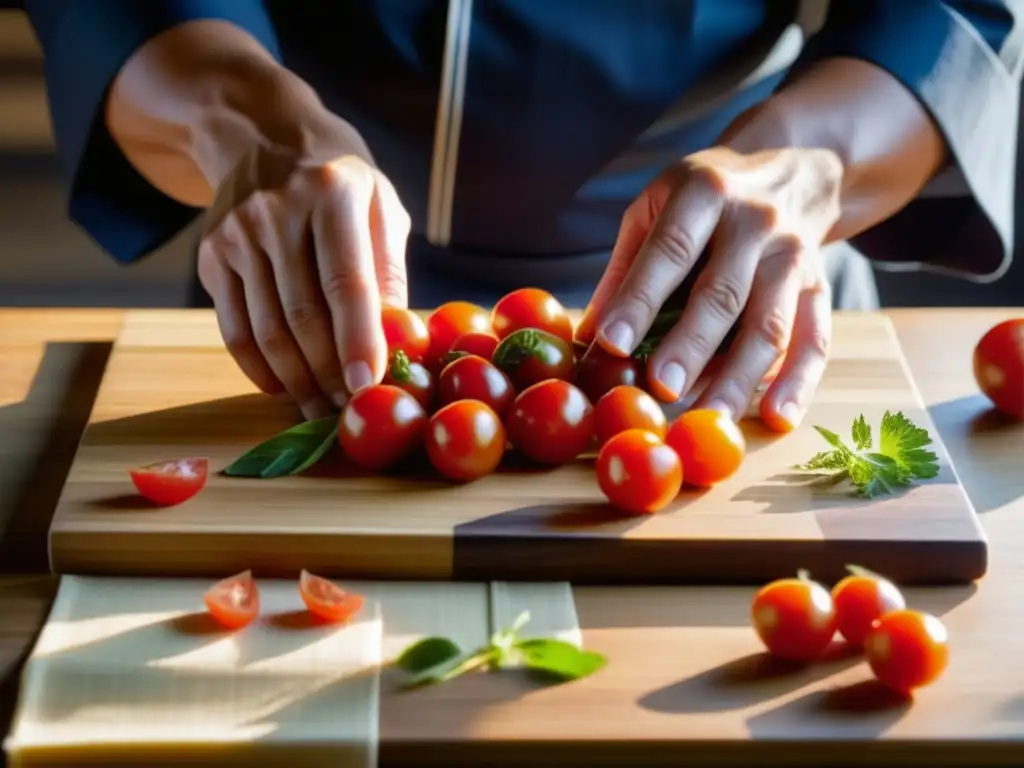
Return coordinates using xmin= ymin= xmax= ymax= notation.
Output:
xmin=20 ymin=0 xmax=283 ymax=264
xmin=789 ymin=0 xmax=1024 ymax=282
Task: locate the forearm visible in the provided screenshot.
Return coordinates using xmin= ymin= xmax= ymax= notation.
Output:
xmin=719 ymin=56 xmax=949 ymax=243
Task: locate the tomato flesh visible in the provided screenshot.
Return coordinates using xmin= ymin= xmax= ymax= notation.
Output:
xmin=383 ymin=351 xmax=436 ymax=410
xmin=594 ymin=385 xmax=668 ymax=445
xmin=596 ymin=429 xmax=682 ymax=514
xmin=437 ymin=354 xmax=515 ymax=417
xmin=426 ymin=302 xmax=491 ymax=368
xmin=666 ymin=408 xmax=746 ymax=487
xmin=129 ymin=457 xmax=208 ymax=506
xmin=491 ymin=287 xmax=575 ymax=346
xmin=299 ymin=570 xmax=365 ymax=623
xmin=832 ymin=571 xmax=906 ymax=647
xmin=450 ymin=331 xmax=500 ymax=361
xmin=750 ymin=574 xmax=837 ymax=661
xmin=506 ymin=379 xmax=595 ymax=465
xmin=381 ymin=307 xmax=431 ymax=363
xmin=425 ymin=400 xmax=506 ymax=481
xmin=492 ymin=328 xmax=576 ymax=390
xmin=574 ymin=344 xmax=644 ymax=403
xmin=338 ymin=384 xmax=428 ymax=471
xmin=204 ymin=570 xmax=260 ymax=629
xmin=973 ymin=318 xmax=1024 ymax=419
xmin=865 ymin=610 xmax=950 ymax=693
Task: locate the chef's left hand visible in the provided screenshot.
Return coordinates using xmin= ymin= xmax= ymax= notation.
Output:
xmin=576 ymin=146 xmax=843 ymax=431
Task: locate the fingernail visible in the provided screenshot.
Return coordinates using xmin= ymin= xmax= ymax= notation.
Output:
xmin=601 ymin=321 xmax=635 ymax=355
xmin=657 ymin=362 xmax=687 ymax=400
xmin=778 ymin=401 xmax=803 ymax=429
xmin=344 ymin=361 xmax=373 ymax=393
xmin=331 ymin=390 xmax=349 ymax=408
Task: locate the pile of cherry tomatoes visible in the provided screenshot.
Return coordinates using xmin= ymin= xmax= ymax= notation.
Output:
xmin=751 ymin=566 xmax=950 ymax=694
xmin=337 ymin=287 xmax=747 ymax=513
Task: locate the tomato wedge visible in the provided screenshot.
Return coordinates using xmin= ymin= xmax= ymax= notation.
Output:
xmin=203 ymin=570 xmax=260 ymax=629
xmin=299 ymin=570 xmax=365 ymax=623
xmin=129 ymin=457 xmax=208 ymax=506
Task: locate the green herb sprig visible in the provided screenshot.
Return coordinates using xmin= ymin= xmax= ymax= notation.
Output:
xmin=222 ymin=415 xmax=338 ymax=479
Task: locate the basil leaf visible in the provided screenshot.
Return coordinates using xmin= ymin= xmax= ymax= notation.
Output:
xmin=223 ymin=415 xmax=338 ymax=478
xmin=394 ymin=637 xmax=462 ymax=674
xmin=404 ymin=648 xmax=495 ymax=688
xmin=515 ymin=638 xmax=607 ymax=681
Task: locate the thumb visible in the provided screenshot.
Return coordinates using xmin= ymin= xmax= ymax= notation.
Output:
xmin=369 ymin=171 xmax=411 ymax=309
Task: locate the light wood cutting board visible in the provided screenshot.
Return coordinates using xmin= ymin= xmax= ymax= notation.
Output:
xmin=47 ymin=310 xmax=985 ymax=586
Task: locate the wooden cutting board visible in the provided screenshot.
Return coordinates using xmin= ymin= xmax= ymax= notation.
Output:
xmin=47 ymin=310 xmax=985 ymax=586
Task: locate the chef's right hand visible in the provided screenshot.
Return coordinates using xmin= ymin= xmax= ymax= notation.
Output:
xmin=196 ymin=133 xmax=411 ymax=420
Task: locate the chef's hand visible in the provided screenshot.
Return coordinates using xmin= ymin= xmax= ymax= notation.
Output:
xmin=576 ymin=146 xmax=843 ymax=430
xmin=197 ymin=127 xmax=411 ymax=420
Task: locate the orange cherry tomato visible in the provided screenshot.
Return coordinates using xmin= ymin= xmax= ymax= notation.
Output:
xmin=832 ymin=566 xmax=906 ymax=647
xmin=129 ymin=457 xmax=208 ymax=506
xmin=204 ymin=570 xmax=260 ymax=629
xmin=594 ymin=385 xmax=668 ymax=445
xmin=865 ymin=610 xmax=950 ymax=693
xmin=491 ymin=287 xmax=575 ymax=346
xmin=381 ymin=307 xmax=431 ymax=363
xmin=973 ymin=318 xmax=1024 ymax=419
xmin=426 ymin=301 xmax=491 ymax=367
xmin=665 ymin=408 xmax=746 ymax=487
xmin=596 ymin=429 xmax=682 ymax=514
xmin=299 ymin=569 xmax=365 ymax=623
xmin=451 ymin=331 xmax=500 ymax=361
xmin=750 ymin=570 xmax=837 ymax=661
xmin=425 ymin=400 xmax=506 ymax=481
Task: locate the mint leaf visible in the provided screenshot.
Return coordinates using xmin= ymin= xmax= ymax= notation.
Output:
xmin=223 ymin=415 xmax=338 ymax=478
xmin=813 ymin=425 xmax=844 ymax=449
xmin=515 ymin=638 xmax=607 ymax=681
xmin=879 ymin=410 xmax=939 ymax=479
xmin=394 ymin=637 xmax=462 ymax=674
xmin=793 ymin=449 xmax=849 ymax=473
xmin=851 ymin=414 xmax=872 ymax=451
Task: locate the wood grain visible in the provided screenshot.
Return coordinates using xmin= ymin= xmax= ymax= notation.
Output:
xmin=48 ymin=310 xmax=985 ymax=585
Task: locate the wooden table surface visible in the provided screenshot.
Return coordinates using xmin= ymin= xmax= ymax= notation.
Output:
xmin=2 ymin=308 xmax=1023 ymax=766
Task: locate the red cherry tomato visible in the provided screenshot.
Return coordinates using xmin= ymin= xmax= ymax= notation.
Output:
xmin=973 ymin=318 xmax=1024 ymax=419
xmin=204 ymin=570 xmax=260 ymax=629
xmin=129 ymin=457 xmax=208 ymax=506
xmin=750 ymin=570 xmax=837 ymax=661
xmin=381 ymin=307 xmax=431 ymax=363
xmin=383 ymin=350 xmax=435 ymax=410
xmin=425 ymin=400 xmax=506 ymax=481
xmin=594 ymin=385 xmax=668 ymax=445
xmin=451 ymin=331 xmax=500 ymax=360
xmin=596 ymin=429 xmax=682 ymax=514
xmin=426 ymin=301 xmax=491 ymax=367
xmin=832 ymin=565 xmax=907 ymax=647
xmin=491 ymin=287 xmax=574 ymax=346
xmin=506 ymin=379 xmax=595 ymax=465
xmin=437 ymin=354 xmax=515 ymax=417
xmin=574 ymin=344 xmax=645 ymax=403
xmin=666 ymin=408 xmax=746 ymax=487
xmin=338 ymin=384 xmax=427 ymax=471
xmin=865 ymin=610 xmax=950 ymax=693
xmin=299 ymin=570 xmax=365 ymax=623
xmin=492 ymin=328 xmax=576 ymax=390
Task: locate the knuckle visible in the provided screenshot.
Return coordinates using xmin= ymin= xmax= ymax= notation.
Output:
xmin=698 ymin=275 xmax=746 ymax=319
xmin=753 ymin=310 xmax=792 ymax=354
xmin=805 ymin=327 xmax=831 ymax=360
xmin=283 ymin=300 xmax=322 ymax=333
xmin=223 ymin=328 xmax=259 ymax=360
xmin=254 ymin=323 xmax=294 ymax=359
xmin=625 ymin=283 xmax=662 ymax=317
xmin=654 ymin=221 xmax=701 ymax=271
xmin=736 ymin=200 xmax=779 ymax=233
xmin=320 ymin=263 xmax=371 ymax=299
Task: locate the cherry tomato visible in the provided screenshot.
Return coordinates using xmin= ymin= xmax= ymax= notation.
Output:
xmin=594 ymin=385 xmax=667 ymax=445
xmin=492 ymin=328 xmax=576 ymax=390
xmin=750 ymin=570 xmax=837 ymax=661
xmin=129 ymin=457 xmax=208 ymax=506
xmin=338 ymin=384 xmax=427 ymax=471
xmin=574 ymin=343 xmax=645 ymax=403
xmin=299 ymin=569 xmax=365 ymax=623
xmin=381 ymin=307 xmax=431 ymax=363
xmin=451 ymin=330 xmax=500 ymax=360
xmin=865 ymin=610 xmax=950 ymax=693
xmin=425 ymin=400 xmax=506 ymax=481
xmin=506 ymin=379 xmax=595 ymax=465
xmin=832 ymin=565 xmax=906 ymax=647
xmin=383 ymin=350 xmax=435 ymax=410
xmin=666 ymin=408 xmax=746 ymax=487
xmin=426 ymin=301 xmax=491 ymax=367
xmin=491 ymin=287 xmax=574 ymax=346
xmin=437 ymin=354 xmax=515 ymax=417
xmin=596 ymin=429 xmax=682 ymax=514
xmin=973 ymin=317 xmax=1024 ymax=419
xmin=204 ymin=570 xmax=260 ymax=630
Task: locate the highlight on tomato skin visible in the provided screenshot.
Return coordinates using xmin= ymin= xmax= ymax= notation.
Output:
xmin=204 ymin=569 xmax=260 ymax=630
xmin=865 ymin=609 xmax=950 ymax=694
xmin=505 ymin=379 xmax=596 ymax=466
xmin=831 ymin=564 xmax=907 ymax=647
xmin=596 ymin=428 xmax=682 ymax=515
xmin=129 ymin=457 xmax=209 ymax=507
xmin=299 ymin=569 xmax=365 ymax=624
xmin=750 ymin=570 xmax=837 ymax=662
xmin=425 ymin=400 xmax=506 ymax=482
xmin=337 ymin=384 xmax=428 ymax=472
xmin=436 ymin=354 xmax=515 ymax=417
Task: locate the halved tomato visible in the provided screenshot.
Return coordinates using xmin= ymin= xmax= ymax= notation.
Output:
xmin=299 ymin=570 xmax=365 ymax=623
xmin=129 ymin=457 xmax=208 ymax=506
xmin=204 ymin=570 xmax=260 ymax=629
